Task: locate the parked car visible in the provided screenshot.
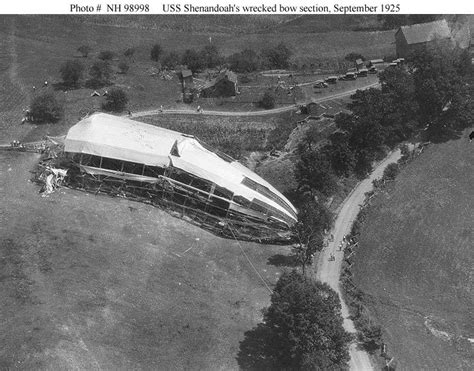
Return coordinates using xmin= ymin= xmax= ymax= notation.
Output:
xmin=313 ymin=80 xmax=328 ymax=88
xmin=343 ymin=72 xmax=357 ymax=80
xmin=325 ymin=76 xmax=338 ymax=84
xmin=368 ymin=66 xmax=378 ymax=74
xmin=357 ymin=68 xmax=368 ymax=77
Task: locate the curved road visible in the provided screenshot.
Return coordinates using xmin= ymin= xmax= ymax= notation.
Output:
xmin=315 ymin=149 xmax=402 ymax=371
xmin=131 ymin=82 xmax=379 ymax=118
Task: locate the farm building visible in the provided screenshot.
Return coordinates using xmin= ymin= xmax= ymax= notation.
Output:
xmin=355 ymin=58 xmax=365 ymax=70
xmin=200 ymin=70 xmax=239 ymax=98
xmin=179 ymin=69 xmax=194 ymax=90
xmin=62 ymin=113 xmax=297 ymax=242
xmin=395 ymin=19 xmax=470 ymax=58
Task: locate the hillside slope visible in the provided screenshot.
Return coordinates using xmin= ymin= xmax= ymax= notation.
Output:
xmin=353 ymin=134 xmax=474 ymax=370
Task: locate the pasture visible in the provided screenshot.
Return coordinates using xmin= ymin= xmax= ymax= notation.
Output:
xmin=352 ymin=134 xmax=474 ymax=370
xmin=0 ymin=151 xmax=290 ymax=369
xmin=0 ymin=14 xmax=398 ymax=369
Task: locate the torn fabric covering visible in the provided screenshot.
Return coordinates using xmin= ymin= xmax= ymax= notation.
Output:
xmin=40 ymin=166 xmax=68 ymax=195
xmin=64 ymin=113 xmax=183 ymax=167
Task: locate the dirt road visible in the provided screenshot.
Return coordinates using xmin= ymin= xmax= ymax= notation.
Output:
xmin=131 ymin=82 xmax=379 ymax=118
xmin=315 ymin=149 xmax=402 ymax=371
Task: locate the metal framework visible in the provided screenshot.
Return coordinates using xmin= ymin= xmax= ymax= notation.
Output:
xmin=63 ymin=153 xmax=295 ymax=243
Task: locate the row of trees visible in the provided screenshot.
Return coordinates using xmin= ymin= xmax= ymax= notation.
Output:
xmin=150 ymin=42 xmax=292 ymax=73
xmin=296 ymin=44 xmax=473 ymax=201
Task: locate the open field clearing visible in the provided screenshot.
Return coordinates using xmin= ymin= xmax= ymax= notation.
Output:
xmin=0 ymin=151 xmax=290 ymax=370
xmin=352 ymin=134 xmax=474 ymax=370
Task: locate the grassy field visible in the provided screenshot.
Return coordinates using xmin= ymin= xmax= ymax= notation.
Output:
xmin=352 ymin=134 xmax=474 ymax=370
xmin=0 ymin=151 xmax=290 ymax=370
xmin=0 ymin=14 xmax=398 ymax=369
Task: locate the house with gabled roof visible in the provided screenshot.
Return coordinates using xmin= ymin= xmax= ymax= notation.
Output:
xmin=200 ymin=70 xmax=239 ymax=98
xmin=395 ymin=19 xmax=452 ymax=58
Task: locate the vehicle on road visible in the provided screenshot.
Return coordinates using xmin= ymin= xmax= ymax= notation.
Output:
xmin=325 ymin=76 xmax=338 ymax=84
xmin=314 ymin=80 xmax=329 ymax=88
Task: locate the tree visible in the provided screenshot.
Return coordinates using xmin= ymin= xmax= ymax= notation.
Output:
xmin=411 ymin=43 xmax=473 ymax=140
xmin=181 ymin=48 xmax=205 ymax=73
xmin=201 ymin=45 xmax=222 ymax=68
xmin=59 ymin=60 xmax=84 ymax=87
xmin=102 ymin=87 xmax=128 ymax=112
xmin=98 ymin=50 xmax=115 ymax=61
xmin=88 ymin=60 xmax=112 ymax=87
xmin=293 ymin=201 xmax=332 ymax=275
xmin=30 ymin=92 xmax=63 ymax=123
xmin=259 ymin=91 xmax=275 ymax=109
xmin=150 ymin=43 xmax=163 ymax=62
xmin=262 ymin=42 xmax=292 ymax=69
xmin=324 ymin=133 xmax=356 ymax=177
xmin=228 ymin=48 xmax=261 ymax=73
xmin=118 ymin=61 xmax=130 ymax=74
xmin=263 ymin=271 xmax=350 ymax=369
xmin=296 ymin=150 xmax=338 ymax=197
xmin=77 ymin=45 xmax=92 ymax=58
xmin=161 ymin=52 xmax=180 ymax=69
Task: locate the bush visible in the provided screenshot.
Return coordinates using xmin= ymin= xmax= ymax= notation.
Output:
xmin=118 ymin=61 xmax=130 ymax=74
xmin=382 ymin=163 xmax=400 ymax=181
xmin=77 ymin=45 xmax=91 ymax=58
xmin=259 ymin=91 xmax=275 ymax=109
xmin=98 ymin=50 xmax=115 ymax=61
xmin=162 ymin=52 xmax=180 ymax=69
xmin=88 ymin=60 xmax=112 ymax=88
xmin=262 ymin=42 xmax=292 ymax=69
xmin=345 ymin=52 xmax=365 ymax=62
xmin=228 ymin=49 xmax=261 ymax=73
xmin=30 ymin=92 xmax=63 ymax=123
xmin=150 ymin=44 xmax=163 ymax=62
xmin=102 ymin=87 xmax=128 ymax=112
xmin=59 ymin=60 xmax=84 ymax=87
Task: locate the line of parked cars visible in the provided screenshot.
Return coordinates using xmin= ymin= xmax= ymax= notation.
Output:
xmin=313 ymin=57 xmax=404 ymax=89
xmin=313 ymin=58 xmax=394 ymax=89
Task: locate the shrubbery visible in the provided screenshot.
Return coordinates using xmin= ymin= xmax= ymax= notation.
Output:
xmin=30 ymin=92 xmax=63 ymax=123
xmin=259 ymin=91 xmax=275 ymax=109
xmin=59 ymin=60 xmax=84 ymax=87
xmin=102 ymin=87 xmax=128 ymax=112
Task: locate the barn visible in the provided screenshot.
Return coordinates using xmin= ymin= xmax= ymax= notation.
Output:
xmin=395 ymin=20 xmax=452 ymax=58
xmin=63 ymin=113 xmax=297 ymax=242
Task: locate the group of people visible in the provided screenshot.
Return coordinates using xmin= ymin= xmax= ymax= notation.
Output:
xmin=328 ymin=234 xmax=356 ymax=262
xmin=10 ymin=140 xmax=23 ymax=148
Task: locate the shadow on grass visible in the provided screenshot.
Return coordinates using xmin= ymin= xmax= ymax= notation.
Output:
xmin=267 ymin=254 xmax=298 ymax=267
xmin=236 ymin=323 xmax=276 ymax=371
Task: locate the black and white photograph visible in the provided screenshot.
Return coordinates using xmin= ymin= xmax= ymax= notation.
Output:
xmin=0 ymin=9 xmax=473 ymax=370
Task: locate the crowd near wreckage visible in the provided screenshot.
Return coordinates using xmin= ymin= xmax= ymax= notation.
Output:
xmin=38 ymin=113 xmax=298 ymax=243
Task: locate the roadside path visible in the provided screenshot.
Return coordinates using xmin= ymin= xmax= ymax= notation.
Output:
xmin=315 ymin=149 xmax=402 ymax=371
xmin=131 ymin=82 xmax=379 ymax=118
